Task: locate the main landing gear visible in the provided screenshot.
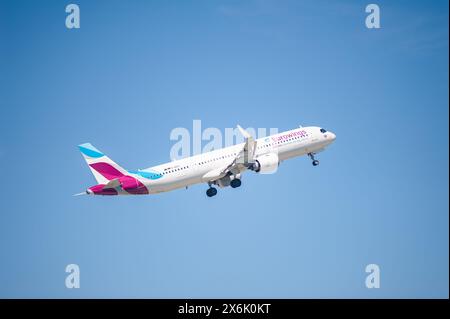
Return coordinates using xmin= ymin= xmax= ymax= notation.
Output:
xmin=206 ymin=186 xmax=217 ymax=197
xmin=230 ymin=178 xmax=242 ymax=188
xmin=206 ymin=178 xmax=242 ymax=197
xmin=308 ymin=153 xmax=320 ymax=166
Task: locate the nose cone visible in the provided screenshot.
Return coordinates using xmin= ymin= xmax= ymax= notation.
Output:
xmin=329 ymin=132 xmax=336 ymax=141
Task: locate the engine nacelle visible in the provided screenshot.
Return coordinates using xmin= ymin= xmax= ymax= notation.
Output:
xmin=253 ymin=153 xmax=279 ymax=174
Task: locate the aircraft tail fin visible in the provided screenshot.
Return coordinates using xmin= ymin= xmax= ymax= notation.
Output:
xmin=78 ymin=143 xmax=127 ymax=184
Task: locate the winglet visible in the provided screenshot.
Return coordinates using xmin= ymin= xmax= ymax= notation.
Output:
xmin=237 ymin=125 xmax=251 ymax=139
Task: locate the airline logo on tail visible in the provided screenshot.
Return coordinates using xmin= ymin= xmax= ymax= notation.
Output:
xmin=78 ymin=143 xmax=158 ymax=195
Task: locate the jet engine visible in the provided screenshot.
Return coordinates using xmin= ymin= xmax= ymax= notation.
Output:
xmin=251 ymin=153 xmax=279 ymax=174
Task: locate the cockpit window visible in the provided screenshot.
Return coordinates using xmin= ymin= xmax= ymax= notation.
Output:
xmin=320 ymin=128 xmax=327 ymax=133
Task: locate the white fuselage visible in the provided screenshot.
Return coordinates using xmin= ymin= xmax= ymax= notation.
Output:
xmin=137 ymin=126 xmax=336 ymax=194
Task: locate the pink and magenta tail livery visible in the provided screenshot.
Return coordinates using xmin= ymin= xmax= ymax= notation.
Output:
xmin=79 ymin=143 xmax=150 ymax=195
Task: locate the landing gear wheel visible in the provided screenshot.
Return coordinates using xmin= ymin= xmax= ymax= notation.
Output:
xmin=308 ymin=153 xmax=319 ymax=166
xmin=230 ymin=178 xmax=242 ymax=188
xmin=206 ymin=187 xmax=217 ymax=197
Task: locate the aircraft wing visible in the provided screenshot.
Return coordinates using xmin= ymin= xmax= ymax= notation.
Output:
xmin=236 ymin=125 xmax=257 ymax=165
xmin=202 ymin=125 xmax=257 ymax=182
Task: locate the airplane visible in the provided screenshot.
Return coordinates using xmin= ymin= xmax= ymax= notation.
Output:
xmin=77 ymin=125 xmax=336 ymax=197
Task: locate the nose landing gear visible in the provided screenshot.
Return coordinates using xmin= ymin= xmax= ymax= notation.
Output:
xmin=308 ymin=153 xmax=320 ymax=166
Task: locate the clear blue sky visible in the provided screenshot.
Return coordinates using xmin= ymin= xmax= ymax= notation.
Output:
xmin=0 ymin=0 xmax=448 ymax=298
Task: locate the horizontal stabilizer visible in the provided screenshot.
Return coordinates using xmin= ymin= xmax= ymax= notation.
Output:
xmin=102 ymin=178 xmax=120 ymax=189
xmin=73 ymin=192 xmax=86 ymax=196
